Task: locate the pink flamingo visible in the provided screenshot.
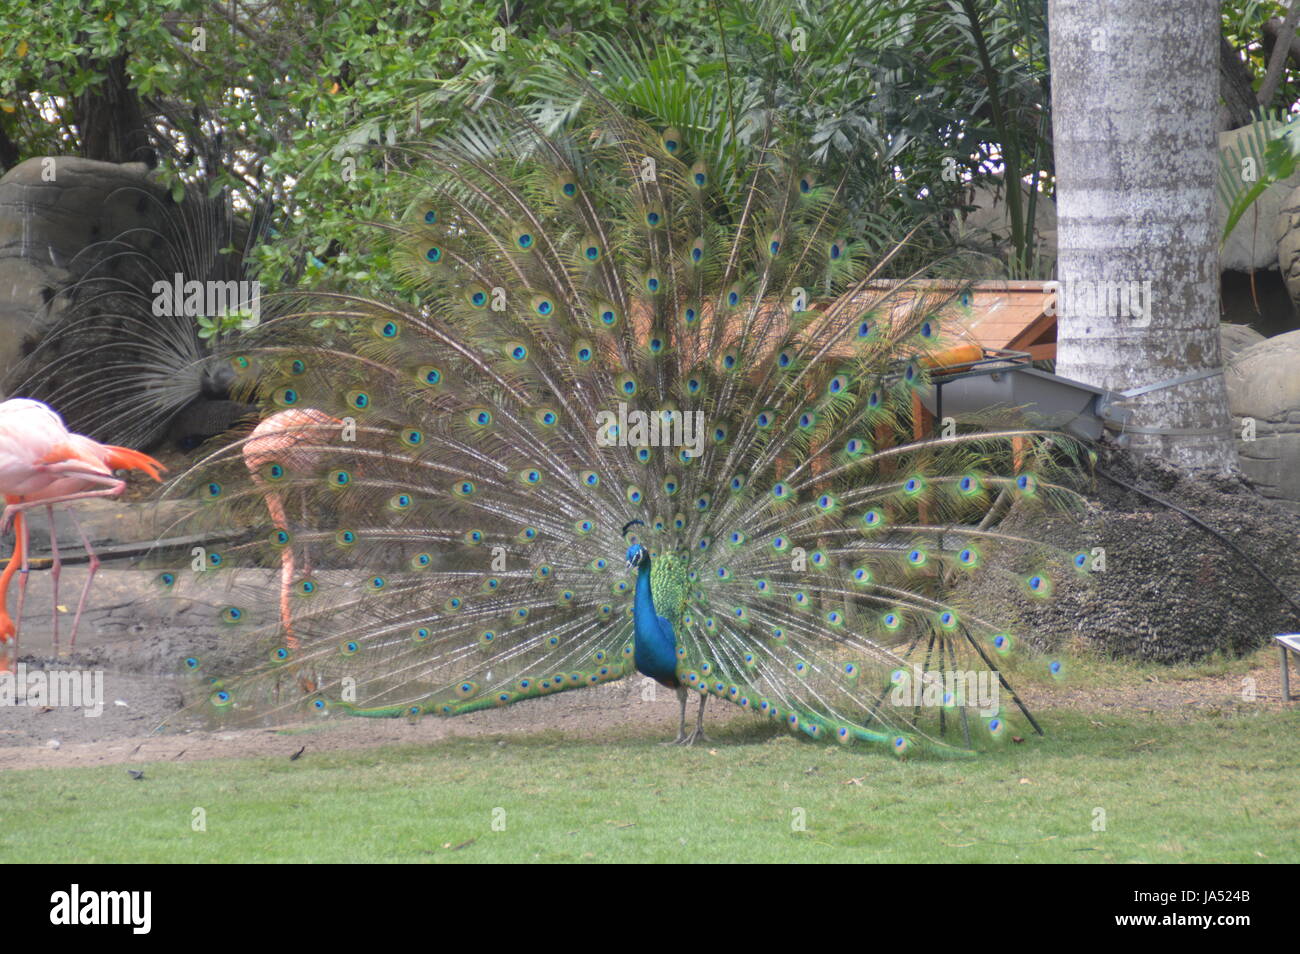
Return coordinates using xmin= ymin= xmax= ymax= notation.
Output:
xmin=243 ymin=408 xmax=341 ymax=651
xmin=0 ymin=399 xmax=164 ymax=666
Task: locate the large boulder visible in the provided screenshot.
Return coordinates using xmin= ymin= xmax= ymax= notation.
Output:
xmin=1220 ymin=120 xmax=1300 ymax=271
xmin=1225 ymin=328 xmax=1300 ymax=511
xmin=1275 ymin=184 xmax=1300 ymax=305
xmin=0 ymin=157 xmax=162 ymax=377
xmin=0 ymin=156 xmax=256 ymax=448
xmin=1219 ymin=321 xmax=1265 ymax=361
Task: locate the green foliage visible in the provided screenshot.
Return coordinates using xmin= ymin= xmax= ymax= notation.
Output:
xmin=0 ymin=0 xmax=1061 ymax=294
xmin=1222 ymin=0 xmax=1300 ymax=107
xmin=1218 ymin=110 xmax=1294 ymax=241
xmin=196 ymin=307 xmax=256 ymax=342
xmin=5 ymin=0 xmax=1300 ymax=292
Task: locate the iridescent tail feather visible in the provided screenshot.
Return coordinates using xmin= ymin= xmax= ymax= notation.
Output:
xmin=150 ymin=92 xmax=1091 ymax=756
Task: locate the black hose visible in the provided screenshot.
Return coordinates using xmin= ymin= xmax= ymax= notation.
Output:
xmin=1095 ymin=466 xmax=1300 ymax=622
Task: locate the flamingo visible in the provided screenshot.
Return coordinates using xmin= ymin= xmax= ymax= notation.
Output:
xmin=0 ymin=399 xmax=164 ymax=666
xmin=243 ymin=408 xmax=341 ymax=651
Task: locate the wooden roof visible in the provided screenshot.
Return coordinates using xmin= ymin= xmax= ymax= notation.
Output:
xmin=857 ymin=280 xmax=1057 ymax=361
xmin=620 ymin=279 xmax=1058 ymax=366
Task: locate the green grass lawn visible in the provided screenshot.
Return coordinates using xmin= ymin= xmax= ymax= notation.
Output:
xmin=1 ymin=705 xmax=1296 ymax=863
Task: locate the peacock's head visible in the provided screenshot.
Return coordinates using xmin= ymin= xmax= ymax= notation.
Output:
xmin=625 ymin=543 xmax=648 ymax=569
xmin=622 ymin=519 xmax=647 ymax=569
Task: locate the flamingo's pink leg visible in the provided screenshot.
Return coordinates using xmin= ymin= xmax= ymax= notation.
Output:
xmin=63 ymin=507 xmax=99 ymax=655
xmin=262 ymin=489 xmax=297 ymax=650
xmin=300 ymin=498 xmax=313 ymax=578
xmin=0 ymin=484 xmax=121 ymax=659
xmin=12 ymin=507 xmax=31 ymax=658
xmin=45 ymin=504 xmax=61 ymax=656
xmin=0 ymin=511 xmax=24 ymax=672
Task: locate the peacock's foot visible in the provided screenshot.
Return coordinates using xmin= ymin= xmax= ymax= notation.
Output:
xmin=660 ymin=732 xmax=688 ymax=746
xmin=678 ymin=728 xmax=708 ymax=746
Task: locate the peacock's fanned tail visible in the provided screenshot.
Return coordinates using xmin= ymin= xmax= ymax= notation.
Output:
xmin=153 ymin=96 xmax=1090 ymax=757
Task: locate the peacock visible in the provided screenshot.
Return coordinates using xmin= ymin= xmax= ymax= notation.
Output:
xmin=152 ymin=87 xmax=1089 ymax=758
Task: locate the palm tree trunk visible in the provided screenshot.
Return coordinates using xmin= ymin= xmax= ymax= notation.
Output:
xmin=1049 ymin=0 xmax=1237 ymax=472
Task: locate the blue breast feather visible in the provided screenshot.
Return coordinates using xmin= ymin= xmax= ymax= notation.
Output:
xmin=632 ymin=561 xmax=679 ymax=686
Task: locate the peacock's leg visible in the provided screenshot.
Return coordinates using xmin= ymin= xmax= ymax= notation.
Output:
xmin=680 ymin=692 xmax=708 ymax=746
xmin=661 ymin=685 xmax=689 ymax=745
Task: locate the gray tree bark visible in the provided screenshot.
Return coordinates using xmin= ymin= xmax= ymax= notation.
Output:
xmin=1049 ymin=0 xmax=1238 ymax=472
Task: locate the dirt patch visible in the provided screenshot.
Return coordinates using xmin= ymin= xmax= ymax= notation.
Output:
xmin=2 ymin=650 xmax=1292 ymax=770
xmin=1021 ymin=660 xmax=1293 ymax=715
xmin=0 ymin=668 xmax=751 ymax=769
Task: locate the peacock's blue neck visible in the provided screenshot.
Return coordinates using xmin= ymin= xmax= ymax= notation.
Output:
xmin=632 ymin=561 xmax=656 ymax=624
xmin=632 ymin=558 xmax=678 ymax=685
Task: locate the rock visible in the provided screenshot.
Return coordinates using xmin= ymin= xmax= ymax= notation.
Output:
xmin=1224 ymin=328 xmax=1300 ymax=511
xmin=1219 ymin=321 xmax=1265 ymax=361
xmin=0 ymin=157 xmax=164 ymax=378
xmin=0 ymin=156 xmax=255 ymax=448
xmin=1220 ymin=120 xmax=1300 ymax=271
xmin=1276 ymin=184 xmax=1300 ymax=308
